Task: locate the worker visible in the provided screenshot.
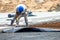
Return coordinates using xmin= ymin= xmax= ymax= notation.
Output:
xmin=10 ymin=4 xmax=28 ymax=27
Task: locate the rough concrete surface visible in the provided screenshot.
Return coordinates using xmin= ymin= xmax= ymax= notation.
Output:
xmin=0 ymin=33 xmax=60 ymax=40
